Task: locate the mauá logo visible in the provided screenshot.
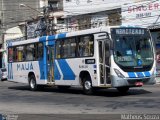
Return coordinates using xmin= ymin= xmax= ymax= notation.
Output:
xmin=17 ymin=63 xmax=33 ymax=71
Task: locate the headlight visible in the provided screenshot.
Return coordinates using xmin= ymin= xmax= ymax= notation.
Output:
xmin=154 ymin=69 xmax=157 ymax=76
xmin=114 ymin=68 xmax=125 ymax=78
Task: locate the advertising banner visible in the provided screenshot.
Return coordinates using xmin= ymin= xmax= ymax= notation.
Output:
xmin=122 ymin=0 xmax=160 ymax=28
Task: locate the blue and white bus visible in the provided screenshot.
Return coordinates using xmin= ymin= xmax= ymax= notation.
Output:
xmin=7 ymin=26 xmax=156 ymax=94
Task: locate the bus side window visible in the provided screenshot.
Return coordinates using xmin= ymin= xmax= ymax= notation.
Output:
xmin=105 ymin=40 xmax=110 ymax=65
xmin=56 ymin=40 xmax=61 ymax=58
xmin=16 ymin=46 xmax=25 ymax=62
xmin=70 ymin=38 xmax=76 ymax=57
xmin=63 ymin=40 xmax=69 ymax=58
xmin=26 ymin=44 xmax=35 ymax=61
xmin=99 ymin=41 xmax=103 ymax=63
xmin=37 ymin=43 xmax=43 ymax=60
xmin=56 ymin=38 xmax=76 ymax=58
xmin=13 ymin=47 xmax=18 ymax=62
xmin=78 ymin=35 xmax=94 ymax=57
xmin=66 ymin=37 xmax=76 ymax=58
xmin=8 ymin=48 xmax=13 ymax=62
xmin=78 ymin=39 xmax=84 ymax=57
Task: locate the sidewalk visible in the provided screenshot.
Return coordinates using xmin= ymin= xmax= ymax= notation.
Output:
xmin=156 ymin=77 xmax=160 ymax=84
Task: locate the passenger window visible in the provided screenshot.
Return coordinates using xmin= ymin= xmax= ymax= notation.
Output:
xmin=16 ymin=46 xmax=25 ymax=62
xmin=78 ymin=35 xmax=94 ymax=57
xmin=64 ymin=38 xmax=76 ymax=58
xmin=26 ymin=44 xmax=35 ymax=61
xmin=37 ymin=43 xmax=43 ymax=60
xmin=70 ymin=38 xmax=76 ymax=57
xmin=8 ymin=48 xmax=13 ymax=62
xmin=56 ymin=41 xmax=61 ymax=58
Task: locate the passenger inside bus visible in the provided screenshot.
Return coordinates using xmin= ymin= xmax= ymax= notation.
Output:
xmin=26 ymin=47 xmax=34 ymax=61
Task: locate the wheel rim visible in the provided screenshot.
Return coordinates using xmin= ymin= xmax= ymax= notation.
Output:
xmin=30 ymin=78 xmax=36 ymax=89
xmin=84 ymin=81 xmax=92 ymax=90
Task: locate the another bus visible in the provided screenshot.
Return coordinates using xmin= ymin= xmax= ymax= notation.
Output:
xmin=7 ymin=26 xmax=156 ymax=94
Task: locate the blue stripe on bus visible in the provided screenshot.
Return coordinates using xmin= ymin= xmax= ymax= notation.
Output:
xmin=39 ymin=36 xmax=47 ymax=42
xmin=48 ymin=41 xmax=55 ymax=46
xmin=38 ymin=61 xmax=45 ymax=79
xmin=43 ymin=43 xmax=47 ymax=80
xmin=128 ymin=71 xmax=150 ymax=78
xmin=144 ymin=71 xmax=150 ymax=77
xmin=57 ymin=59 xmax=75 ymax=80
xmin=128 ymin=72 xmax=136 ymax=78
xmin=135 ymin=72 xmax=144 ymax=78
xmin=57 ymin=33 xmax=66 ymax=39
xmin=54 ymin=62 xmax=61 ymax=80
xmin=48 ymin=35 xmax=55 ymax=40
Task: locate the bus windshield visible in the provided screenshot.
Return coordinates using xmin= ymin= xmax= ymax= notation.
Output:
xmin=111 ymin=28 xmax=154 ymax=72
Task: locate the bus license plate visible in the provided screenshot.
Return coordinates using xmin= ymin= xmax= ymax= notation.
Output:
xmin=135 ymin=82 xmax=143 ymax=86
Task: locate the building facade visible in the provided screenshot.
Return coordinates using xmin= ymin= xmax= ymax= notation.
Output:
xmin=0 ymin=0 xmax=45 ymax=68
xmin=62 ymin=0 xmax=148 ymax=32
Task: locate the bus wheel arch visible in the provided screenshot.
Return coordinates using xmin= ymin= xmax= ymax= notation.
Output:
xmin=79 ymin=71 xmax=93 ymax=95
xmin=28 ymin=72 xmax=37 ymax=91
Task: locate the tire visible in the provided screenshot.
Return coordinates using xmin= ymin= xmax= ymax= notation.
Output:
xmin=117 ymin=87 xmax=129 ymax=94
xmin=83 ymin=76 xmax=93 ymax=95
xmin=1 ymin=78 xmax=7 ymax=81
xmin=29 ymin=75 xmax=37 ymax=91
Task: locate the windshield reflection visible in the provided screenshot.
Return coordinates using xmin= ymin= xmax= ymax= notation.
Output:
xmin=113 ymin=36 xmax=154 ymax=67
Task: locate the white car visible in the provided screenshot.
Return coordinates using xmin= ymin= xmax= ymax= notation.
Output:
xmin=0 ymin=68 xmax=7 ymax=81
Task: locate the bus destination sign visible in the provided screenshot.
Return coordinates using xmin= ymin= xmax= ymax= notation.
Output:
xmin=115 ymin=29 xmax=145 ymax=35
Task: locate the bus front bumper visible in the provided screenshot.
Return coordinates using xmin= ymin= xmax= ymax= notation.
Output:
xmin=111 ymin=75 xmax=156 ymax=87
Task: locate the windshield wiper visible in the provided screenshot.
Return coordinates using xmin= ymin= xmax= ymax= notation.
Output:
xmin=134 ymin=66 xmax=143 ymax=68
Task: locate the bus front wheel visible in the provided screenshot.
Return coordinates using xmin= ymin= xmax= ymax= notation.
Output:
xmin=29 ymin=75 xmax=37 ymax=91
xmin=83 ymin=76 xmax=93 ymax=95
xmin=117 ymin=87 xmax=129 ymax=94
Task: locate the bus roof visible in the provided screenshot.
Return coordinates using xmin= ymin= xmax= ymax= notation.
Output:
xmin=7 ymin=26 xmax=147 ymax=47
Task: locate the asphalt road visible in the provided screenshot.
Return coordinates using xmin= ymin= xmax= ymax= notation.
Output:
xmin=0 ymin=81 xmax=160 ymax=120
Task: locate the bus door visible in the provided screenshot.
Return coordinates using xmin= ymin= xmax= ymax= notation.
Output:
xmin=47 ymin=46 xmax=54 ymax=83
xmin=98 ymin=39 xmax=110 ymax=85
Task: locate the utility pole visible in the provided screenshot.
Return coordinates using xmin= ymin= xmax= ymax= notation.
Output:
xmin=43 ymin=5 xmax=53 ymax=35
xmin=1 ymin=0 xmax=5 ymax=68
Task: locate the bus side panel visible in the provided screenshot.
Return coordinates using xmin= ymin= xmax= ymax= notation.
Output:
xmin=54 ymin=58 xmax=98 ymax=86
xmin=8 ymin=61 xmax=47 ymax=85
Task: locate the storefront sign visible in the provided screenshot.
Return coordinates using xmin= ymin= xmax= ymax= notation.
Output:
xmin=122 ymin=0 xmax=160 ymax=27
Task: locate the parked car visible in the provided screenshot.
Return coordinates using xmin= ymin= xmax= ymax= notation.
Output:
xmin=0 ymin=68 xmax=7 ymax=81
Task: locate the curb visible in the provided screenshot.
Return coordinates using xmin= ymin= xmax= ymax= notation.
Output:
xmin=155 ymin=80 xmax=160 ymax=85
